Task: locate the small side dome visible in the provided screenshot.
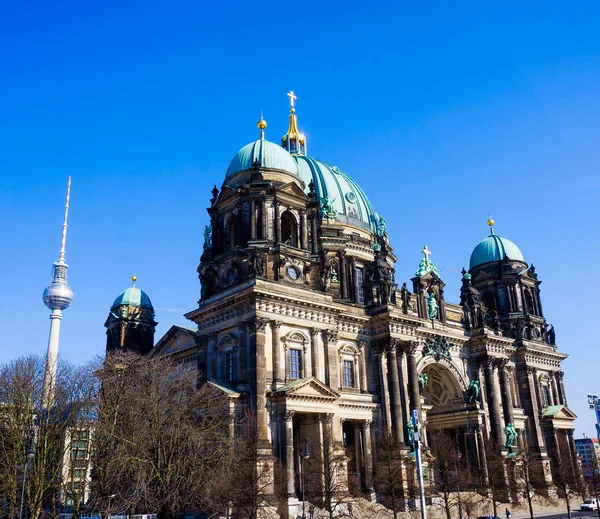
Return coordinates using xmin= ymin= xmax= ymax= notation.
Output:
xmin=111 ymin=287 xmax=153 ymax=310
xmin=469 ymin=234 xmax=525 ymax=270
xmin=226 ymin=139 xmax=298 ymax=178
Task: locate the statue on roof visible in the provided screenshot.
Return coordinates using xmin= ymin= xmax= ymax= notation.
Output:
xmin=203 ymin=225 xmax=212 ymax=251
xmin=415 ymin=245 xmax=441 ymax=278
xmin=400 ymin=282 xmax=411 ymax=313
xmin=376 ymin=214 xmax=387 ymax=237
xmin=427 ymin=292 xmax=438 ymax=320
xmin=321 ymin=196 xmax=337 ymax=218
xmin=418 ymin=373 xmax=429 ymax=396
xmin=547 ymin=325 xmax=556 ymax=346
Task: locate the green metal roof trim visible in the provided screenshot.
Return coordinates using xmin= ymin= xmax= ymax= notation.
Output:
xmin=542 ymin=405 xmax=564 ymax=417
xmin=207 ymin=381 xmax=240 ymax=397
xmin=274 ymin=377 xmax=311 ymax=393
xmin=226 ymin=138 xmax=298 ymax=177
xmin=293 ymin=155 xmax=378 ymax=233
xmin=111 ymin=287 xmax=153 ymax=309
xmin=469 ymin=234 xmax=525 ymax=270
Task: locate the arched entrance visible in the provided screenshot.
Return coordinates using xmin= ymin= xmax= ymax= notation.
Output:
xmin=419 ymin=362 xmax=484 ymax=482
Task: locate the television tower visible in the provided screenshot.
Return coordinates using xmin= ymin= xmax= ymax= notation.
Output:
xmin=42 ymin=177 xmax=73 ymax=408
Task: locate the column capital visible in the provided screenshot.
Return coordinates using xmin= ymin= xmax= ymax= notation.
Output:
xmin=494 ymin=358 xmax=509 ymax=370
xmin=208 ymin=332 xmax=218 ymax=341
xmin=270 ymin=320 xmax=283 ymax=330
xmin=402 ymin=340 xmax=420 ymax=355
xmin=310 ymin=327 xmax=322 ymax=338
xmin=248 ymin=317 xmax=268 ymax=333
xmin=325 ymin=329 xmax=339 ymax=344
xmin=557 ymin=371 xmax=565 ymax=380
xmin=526 ymin=365 xmax=538 ymax=376
xmin=358 ymin=340 xmax=368 ymax=351
xmin=363 ymin=419 xmax=372 ymax=428
xmin=283 ymin=410 xmax=295 ymax=422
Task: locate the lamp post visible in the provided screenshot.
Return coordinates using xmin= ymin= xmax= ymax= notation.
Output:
xmin=587 ymin=394 xmax=600 ymax=443
xmin=455 ymin=433 xmax=463 ymax=519
xmin=412 ymin=410 xmax=427 ymax=519
xmin=301 ymin=437 xmax=310 ymax=519
xmin=19 ymin=435 xmax=35 ymax=519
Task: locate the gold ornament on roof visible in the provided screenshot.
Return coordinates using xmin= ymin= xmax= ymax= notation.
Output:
xmin=257 ymin=117 xmax=267 ymax=130
xmin=131 ymin=275 xmax=137 ymax=286
xmin=487 ymin=216 xmax=495 ymax=234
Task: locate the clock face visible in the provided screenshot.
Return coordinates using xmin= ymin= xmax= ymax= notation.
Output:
xmin=222 ymin=268 xmax=236 ymax=287
xmin=287 ymin=265 xmax=300 ymax=281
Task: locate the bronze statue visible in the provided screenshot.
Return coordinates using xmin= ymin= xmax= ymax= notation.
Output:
xmin=505 ymin=423 xmax=517 ymax=452
xmin=466 ymin=379 xmax=480 ymax=404
xmin=418 ymin=373 xmax=428 ymax=396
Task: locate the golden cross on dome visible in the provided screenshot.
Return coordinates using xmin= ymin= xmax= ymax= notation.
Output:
xmin=422 ymin=245 xmax=431 ymax=261
xmin=287 ymin=90 xmax=297 ymax=110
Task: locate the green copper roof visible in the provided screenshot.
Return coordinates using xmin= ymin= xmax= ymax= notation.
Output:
xmin=293 ymin=155 xmax=378 ymax=233
xmin=226 ymin=138 xmax=298 ymax=177
xmin=469 ymin=233 xmax=525 ymax=270
xmin=111 ymin=287 xmax=153 ymax=310
xmin=542 ymin=405 xmax=564 ymax=417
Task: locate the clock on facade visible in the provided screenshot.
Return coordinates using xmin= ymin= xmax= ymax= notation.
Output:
xmin=286 ymin=265 xmax=300 ymax=281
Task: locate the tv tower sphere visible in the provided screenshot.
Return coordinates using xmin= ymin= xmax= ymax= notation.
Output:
xmin=43 ymin=261 xmax=73 ymax=310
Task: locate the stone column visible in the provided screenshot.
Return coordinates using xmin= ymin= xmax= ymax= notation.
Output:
xmin=324 ymin=330 xmax=339 ymax=390
xmin=310 ymin=328 xmax=322 ymax=381
xmin=404 ymin=341 xmax=421 ymax=418
xmin=362 ymin=420 xmax=374 ymax=492
xmin=208 ymin=332 xmax=217 ymax=381
xmin=284 ymin=410 xmax=296 ymax=497
xmin=237 ymin=323 xmax=247 ymax=381
xmin=557 ymin=371 xmax=567 ymax=405
xmin=250 ymin=317 xmax=270 ymax=441
xmin=339 ymin=252 xmax=347 ymax=299
xmin=498 ymin=361 xmax=515 ymax=426
xmin=310 ymin=211 xmax=318 ymax=253
xmin=525 ymin=366 xmax=546 ymax=453
xmin=250 ymin=199 xmax=256 ymax=240
xmin=351 ymin=258 xmax=358 ymax=302
xmin=475 ymin=426 xmax=489 ymax=486
xmin=353 ymin=423 xmax=362 ymax=483
xmin=196 ymin=335 xmax=208 ymax=388
xmin=358 ymin=341 xmax=368 ymax=393
xmin=387 ymin=341 xmax=404 ymax=443
xmin=261 ymin=199 xmax=267 ymax=240
xmin=275 ymin=201 xmax=281 ymax=244
xmin=300 ymin=210 xmax=308 ymax=250
xmin=483 ymin=357 xmax=503 ymax=445
xmin=550 ymin=372 xmax=560 ymax=406
xmin=271 ymin=320 xmax=282 ymax=384
xmin=304 ymin=338 xmax=312 ymax=378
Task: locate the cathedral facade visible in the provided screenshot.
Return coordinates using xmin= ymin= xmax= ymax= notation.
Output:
xmin=107 ymin=94 xmax=577 ymax=513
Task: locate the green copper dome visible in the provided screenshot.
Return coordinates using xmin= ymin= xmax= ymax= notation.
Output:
xmin=469 ymin=234 xmax=525 ymax=270
xmin=226 ymin=138 xmax=298 ymax=177
xmin=111 ymin=287 xmax=153 ymax=310
xmin=294 ymin=155 xmax=379 ymax=233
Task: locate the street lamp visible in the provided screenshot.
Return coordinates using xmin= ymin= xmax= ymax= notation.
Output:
xmin=455 ymin=434 xmax=463 ymax=519
xmin=301 ymin=437 xmax=310 ymax=519
xmin=19 ymin=435 xmax=35 ymax=519
xmin=587 ymin=394 xmax=600 ymax=443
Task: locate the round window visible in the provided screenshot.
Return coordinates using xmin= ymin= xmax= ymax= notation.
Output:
xmin=286 ymin=265 xmax=300 ymax=281
xmin=345 ymin=192 xmax=357 ymax=203
xmin=222 ymin=268 xmax=236 ymax=287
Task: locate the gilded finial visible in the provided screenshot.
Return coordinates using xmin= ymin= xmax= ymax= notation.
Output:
xmin=131 ymin=275 xmax=137 ymax=286
xmin=487 ymin=215 xmax=495 ymax=234
xmin=282 ymin=90 xmax=306 ymax=155
xmin=287 ymin=91 xmax=297 ymax=112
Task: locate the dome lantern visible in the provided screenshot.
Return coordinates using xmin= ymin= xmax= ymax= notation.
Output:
xmin=281 ymin=90 xmax=306 ymax=156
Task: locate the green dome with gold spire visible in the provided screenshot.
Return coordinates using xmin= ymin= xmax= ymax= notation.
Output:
xmin=469 ymin=218 xmax=525 ymax=269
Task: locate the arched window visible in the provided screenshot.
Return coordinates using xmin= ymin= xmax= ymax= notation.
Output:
xmin=226 ymin=215 xmax=239 ymax=250
xmin=525 ymin=290 xmax=535 ymax=315
xmin=482 ymin=291 xmax=497 ymax=312
xmin=281 ymin=211 xmax=298 ymax=247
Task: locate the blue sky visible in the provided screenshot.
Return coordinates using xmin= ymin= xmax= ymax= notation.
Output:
xmin=0 ymin=1 xmax=599 ymax=437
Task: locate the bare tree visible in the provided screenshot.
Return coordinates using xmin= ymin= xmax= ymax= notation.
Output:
xmin=373 ymin=432 xmax=407 ymax=519
xmin=511 ymin=445 xmax=552 ymax=519
xmin=583 ymin=453 xmax=600 ymax=519
xmin=551 ymin=436 xmax=584 ymax=519
xmin=481 ymin=435 xmax=509 ymax=519
xmin=224 ymin=410 xmax=285 ymax=519
xmin=0 ymin=355 xmax=98 ymax=519
xmin=308 ymin=419 xmax=355 ymax=519
xmin=91 ymin=352 xmax=235 ymax=519
xmin=427 ymin=429 xmax=466 ymax=519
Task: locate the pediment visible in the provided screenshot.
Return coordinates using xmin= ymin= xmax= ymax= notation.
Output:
xmin=276 ymin=377 xmax=339 ymax=400
xmin=278 ymin=182 xmax=310 ymax=199
xmin=214 ymin=186 xmax=238 ymax=205
xmin=152 ymin=325 xmax=197 ymax=357
xmin=542 ymin=404 xmax=577 ymax=421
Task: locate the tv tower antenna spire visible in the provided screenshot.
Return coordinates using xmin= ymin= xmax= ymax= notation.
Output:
xmin=42 ymin=177 xmax=74 ymax=408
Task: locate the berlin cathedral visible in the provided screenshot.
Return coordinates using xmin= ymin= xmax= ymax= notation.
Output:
xmin=104 ymin=92 xmax=577 ymax=514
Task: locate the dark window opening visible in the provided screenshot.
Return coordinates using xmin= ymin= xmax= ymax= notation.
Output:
xmin=225 ymin=351 xmax=234 ymax=382
xmin=281 ymin=212 xmax=298 ymax=247
xmin=227 ymin=215 xmax=239 ymax=250
xmin=482 ymin=291 xmax=496 ymax=312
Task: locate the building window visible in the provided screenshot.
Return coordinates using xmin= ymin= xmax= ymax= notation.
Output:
xmin=541 ymin=385 xmax=550 ymax=408
xmin=343 ymin=360 xmax=355 ymax=388
xmin=356 ymin=268 xmax=364 ymax=303
xmin=225 ymin=351 xmax=234 ymax=382
xmin=289 ymin=349 xmax=301 ymax=379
